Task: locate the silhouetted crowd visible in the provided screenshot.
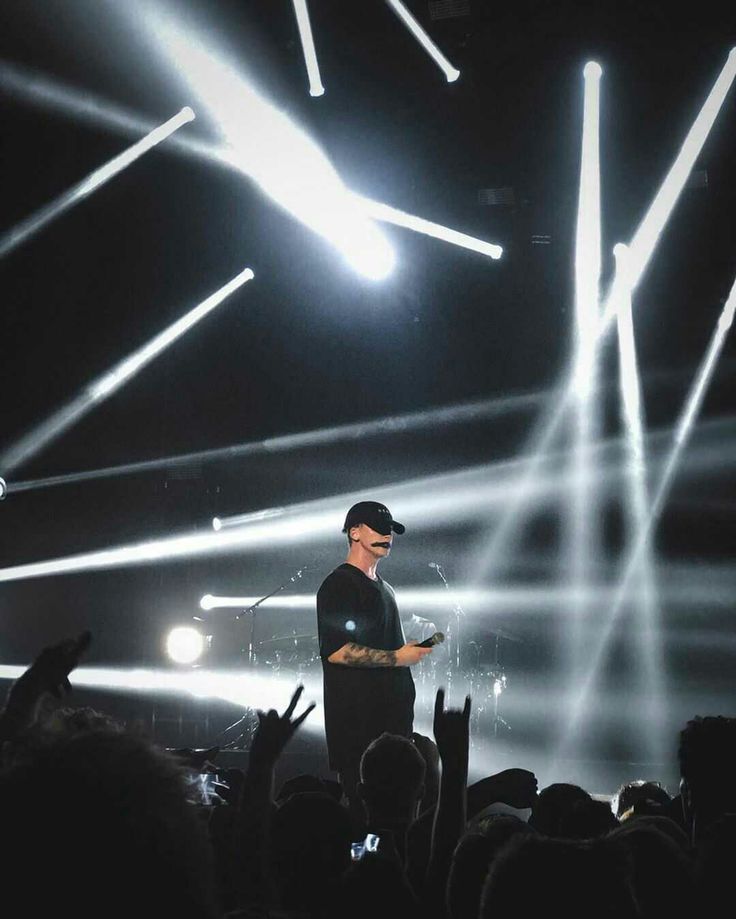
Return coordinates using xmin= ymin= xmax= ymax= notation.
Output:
xmin=1 ymin=631 xmax=735 ymax=918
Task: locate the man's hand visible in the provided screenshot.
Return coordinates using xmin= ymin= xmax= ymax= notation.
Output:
xmin=0 ymin=631 xmax=92 ymax=744
xmin=468 ymin=768 xmax=538 ymax=813
xmin=433 ymin=687 xmax=470 ymax=776
xmin=10 ymin=631 xmax=92 ymax=702
xmin=248 ymin=685 xmax=315 ymax=769
xmin=396 ymin=641 xmax=433 ymax=667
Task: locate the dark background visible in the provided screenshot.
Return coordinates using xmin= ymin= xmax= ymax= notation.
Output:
xmin=1 ymin=0 xmax=735 ymax=791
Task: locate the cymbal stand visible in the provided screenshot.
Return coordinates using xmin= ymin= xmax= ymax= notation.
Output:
xmin=489 ymin=633 xmax=510 ymax=737
xmin=236 ymin=562 xmax=316 ymax=666
xmin=430 ymin=562 xmax=466 ymax=677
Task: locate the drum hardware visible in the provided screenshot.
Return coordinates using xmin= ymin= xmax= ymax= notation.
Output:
xmin=234 ymin=561 xmax=319 ymax=665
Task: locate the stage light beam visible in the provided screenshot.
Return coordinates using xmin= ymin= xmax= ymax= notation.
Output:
xmin=0 ymin=267 xmax=254 ymax=476
xmin=613 ymin=242 xmax=666 ymax=767
xmin=0 ymin=62 xmax=499 ymax=266
xmin=141 ymin=8 xmax=395 ymax=281
xmin=357 ymin=195 xmax=502 ymax=260
xmin=0 ymin=416 xmax=732 ymax=585
xmin=600 ymin=48 xmax=736 ymax=331
xmin=291 ymin=0 xmax=325 ymax=96
xmin=384 ymin=0 xmax=460 ymax=82
xmin=559 ymin=272 xmax=736 ymax=756
xmin=468 ymin=49 xmax=736 ymax=586
xmin=565 ymin=61 xmax=603 ymax=716
xmin=0 ymin=107 xmax=194 ymax=260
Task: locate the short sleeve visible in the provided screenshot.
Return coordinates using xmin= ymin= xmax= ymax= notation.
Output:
xmin=317 ymin=572 xmax=356 ymax=660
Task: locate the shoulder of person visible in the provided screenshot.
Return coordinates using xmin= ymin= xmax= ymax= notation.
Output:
xmin=318 ymin=565 xmax=359 ymax=593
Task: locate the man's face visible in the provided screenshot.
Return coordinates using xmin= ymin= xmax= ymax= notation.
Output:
xmin=350 ymin=523 xmax=393 ymax=558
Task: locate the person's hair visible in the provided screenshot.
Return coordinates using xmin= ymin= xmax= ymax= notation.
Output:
xmin=559 ymin=798 xmax=619 ymax=839
xmin=0 ymin=726 xmax=217 ymax=918
xmin=447 ymin=816 xmax=535 ymax=919
xmin=480 ymin=833 xmax=638 ymax=918
xmin=614 ymin=780 xmax=671 ymax=819
xmin=679 ymin=716 xmax=736 ymax=814
xmin=528 ymin=782 xmax=592 ymax=837
xmin=271 ymin=791 xmax=353 ymax=911
xmin=359 ymin=732 xmax=426 ymax=819
xmin=609 ymin=820 xmax=695 ymax=918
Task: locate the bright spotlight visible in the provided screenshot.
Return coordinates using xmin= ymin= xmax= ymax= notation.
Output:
xmin=165 ymin=627 xmax=204 ymax=664
xmin=292 ymin=0 xmax=325 ymax=96
xmin=384 ymin=0 xmax=460 ymax=82
xmin=199 ymin=594 xmax=215 ymax=611
xmin=1 ymin=62 xmax=494 ymax=268
xmin=0 ymin=267 xmax=254 ymax=476
xmin=0 ymin=477 xmax=6 ymax=500
xmin=143 ymin=8 xmax=395 ymax=281
xmin=0 ymin=107 xmax=194 ymax=260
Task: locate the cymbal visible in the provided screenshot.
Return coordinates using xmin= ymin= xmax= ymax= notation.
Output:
xmin=260 ymin=633 xmax=317 ymax=645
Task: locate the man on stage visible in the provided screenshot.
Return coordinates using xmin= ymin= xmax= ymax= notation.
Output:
xmin=316 ymin=501 xmax=433 ymax=803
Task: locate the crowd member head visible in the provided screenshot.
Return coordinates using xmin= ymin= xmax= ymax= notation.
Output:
xmin=447 ymin=816 xmax=535 ymax=919
xmin=559 ymin=797 xmax=619 ymax=839
xmin=358 ymin=732 xmax=426 ymax=826
xmin=528 ymin=782 xmax=593 ymax=837
xmin=0 ymin=726 xmax=218 ymax=919
xmin=614 ymin=780 xmax=672 ymax=820
xmin=271 ymin=791 xmax=353 ymax=914
xmin=609 ymin=820 xmax=695 ymax=919
xmin=678 ymin=715 xmax=736 ymax=842
xmin=480 ymin=833 xmax=638 ymax=918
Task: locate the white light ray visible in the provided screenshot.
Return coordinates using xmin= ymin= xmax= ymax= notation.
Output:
xmin=291 ymin=0 xmax=325 ymax=96
xmin=0 ymin=416 xmax=732 ymax=585
xmin=600 ymin=48 xmax=736 ymax=330
xmin=566 ymin=62 xmax=603 ymax=703
xmin=613 ymin=242 xmax=666 ymax=766
xmin=199 ymin=576 xmax=736 ymax=614
xmin=384 ymin=0 xmax=460 ymax=82
xmin=0 ymin=62 xmax=500 ymax=265
xmin=560 ymin=273 xmax=736 ymax=754
xmin=0 ymin=267 xmax=254 ymax=476
xmin=8 ymin=388 xmax=541 ymax=495
xmin=358 ymin=195 xmax=502 ymax=259
xmin=469 ymin=50 xmax=736 ymax=585
xmin=0 ymin=107 xmax=194 ymax=260
xmin=0 ymin=665 xmax=324 ymax=729
xmin=141 ymin=9 xmax=394 ymax=281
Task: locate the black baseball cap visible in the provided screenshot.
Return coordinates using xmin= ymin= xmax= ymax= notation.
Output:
xmin=342 ymin=501 xmax=405 ymax=536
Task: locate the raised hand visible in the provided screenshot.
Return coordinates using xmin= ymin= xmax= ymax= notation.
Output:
xmin=10 ymin=631 xmax=92 ymax=703
xmin=248 ymin=684 xmax=316 ymax=768
xmin=433 ymin=687 xmax=471 ymax=777
xmin=1 ymin=631 xmax=92 ymax=743
xmin=468 ymin=768 xmax=539 ymax=813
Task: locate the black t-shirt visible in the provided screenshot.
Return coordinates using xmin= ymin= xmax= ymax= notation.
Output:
xmin=317 ymin=563 xmax=415 ymax=771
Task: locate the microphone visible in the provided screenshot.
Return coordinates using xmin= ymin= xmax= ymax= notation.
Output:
xmin=428 ymin=561 xmax=440 ymax=569
xmin=416 ymin=631 xmax=445 ymax=648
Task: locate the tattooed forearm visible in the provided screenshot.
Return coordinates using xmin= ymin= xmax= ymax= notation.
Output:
xmin=336 ymin=643 xmax=397 ymax=667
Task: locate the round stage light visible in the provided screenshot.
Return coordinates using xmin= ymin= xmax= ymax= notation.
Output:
xmin=0 ymin=477 xmax=6 ymax=500
xmin=166 ymin=626 xmax=204 ymax=664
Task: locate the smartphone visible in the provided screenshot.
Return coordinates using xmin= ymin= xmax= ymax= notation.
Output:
xmin=350 ymin=833 xmax=380 ymax=861
xmin=188 ymin=772 xmax=224 ymax=806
